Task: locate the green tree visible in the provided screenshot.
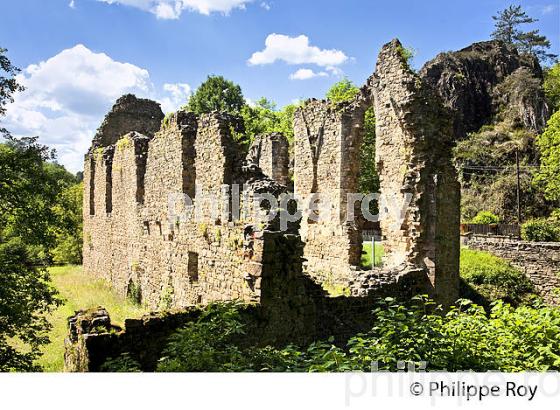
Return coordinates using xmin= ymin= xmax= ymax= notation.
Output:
xmin=535 ymin=110 xmax=560 ymax=201
xmin=326 ymin=78 xmax=360 ymax=103
xmin=240 ymin=98 xmax=298 ymax=144
xmin=544 ymin=63 xmax=560 ymax=112
xmin=52 ymin=182 xmax=83 ymax=265
xmin=325 ymin=79 xmax=379 ymax=195
xmin=0 ymin=138 xmax=63 ymax=371
xmin=0 ymin=47 xmax=24 ymax=138
xmin=186 ymin=75 xmax=245 ymax=115
xmin=491 ymin=5 xmax=556 ymax=62
xmin=240 ymin=98 xmax=281 ymax=139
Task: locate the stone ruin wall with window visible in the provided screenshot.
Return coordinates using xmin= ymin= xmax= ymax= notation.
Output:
xmin=83 ymin=40 xmax=461 ymax=313
xmin=74 ymin=39 xmax=467 ymax=371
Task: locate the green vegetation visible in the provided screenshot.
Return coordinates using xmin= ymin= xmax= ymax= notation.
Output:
xmin=544 ymin=63 xmax=560 ymax=112
xmin=396 ymin=44 xmax=416 ymax=68
xmin=240 ymin=97 xmax=298 ymax=143
xmin=460 ymin=249 xmax=535 ymax=305
xmin=491 ymin=5 xmax=556 ymax=62
xmin=34 ymin=266 xmax=148 ymax=372
xmin=51 ymin=182 xmax=83 ymax=265
xmin=521 ymin=218 xmax=560 ymax=242
xmin=185 ymin=75 xmax=245 ymax=115
xmin=361 ymin=242 xmax=385 ymax=268
xmin=326 ymin=77 xmax=359 ymax=103
xmin=151 ymin=297 xmax=560 ymax=372
xmin=470 ymin=210 xmax=501 ymax=224
xmin=535 ymin=111 xmax=560 ymax=202
xmin=0 ymin=47 xmax=24 ymax=139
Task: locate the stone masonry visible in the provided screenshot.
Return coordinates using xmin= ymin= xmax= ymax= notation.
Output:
xmin=292 ymin=40 xmax=460 ymax=306
xmin=247 ymin=133 xmax=290 ymax=186
xmin=76 ymin=39 xmax=466 ymax=371
xmin=83 ymin=39 xmax=461 ymax=312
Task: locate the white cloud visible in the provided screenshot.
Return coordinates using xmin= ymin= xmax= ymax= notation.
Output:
xmin=260 ymin=2 xmax=270 ymax=11
xmin=289 ymin=68 xmax=328 ymax=80
xmin=69 ymin=0 xmax=76 ymax=9
xmin=97 ymin=0 xmax=253 ymax=19
xmin=248 ymin=34 xmax=348 ymax=67
xmin=160 ymin=83 xmax=192 ymax=112
xmin=2 ymin=45 xmax=187 ymax=172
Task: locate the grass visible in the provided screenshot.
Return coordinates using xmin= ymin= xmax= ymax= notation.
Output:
xmin=459 ymin=248 xmax=535 ymax=306
xmin=361 ymin=242 xmax=384 ymax=269
xmin=37 ymin=265 xmax=148 ymax=372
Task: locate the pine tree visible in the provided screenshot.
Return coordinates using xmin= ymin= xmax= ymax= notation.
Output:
xmin=492 ymin=5 xmax=557 ymax=63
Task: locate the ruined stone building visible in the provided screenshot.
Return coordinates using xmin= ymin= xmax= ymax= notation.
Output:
xmin=83 ymin=39 xmax=461 ymax=314
xmin=72 ymin=38 xmax=502 ymax=370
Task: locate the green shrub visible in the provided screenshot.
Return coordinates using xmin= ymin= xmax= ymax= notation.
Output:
xmin=157 ymin=303 xmax=247 ymax=372
xmin=100 ymin=353 xmax=141 ymax=372
xmin=470 ymin=211 xmax=501 ymax=225
xmin=155 ymin=298 xmax=560 ymax=373
xmin=460 ymin=249 xmax=534 ymax=305
xmin=521 ymin=218 xmax=560 ymax=242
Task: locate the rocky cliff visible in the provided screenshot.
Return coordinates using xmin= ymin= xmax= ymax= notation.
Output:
xmin=420 ymin=40 xmax=549 ymax=138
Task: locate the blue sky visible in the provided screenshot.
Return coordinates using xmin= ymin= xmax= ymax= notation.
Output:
xmin=1 ymin=0 xmax=559 ymax=171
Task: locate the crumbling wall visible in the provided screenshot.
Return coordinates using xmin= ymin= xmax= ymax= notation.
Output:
xmin=91 ymin=94 xmax=164 ymax=148
xmin=291 ymin=40 xmax=460 ymax=306
xmin=371 ymin=39 xmax=460 ymax=306
xmin=293 ymin=99 xmax=365 ymax=287
xmin=84 ymin=100 xmax=289 ymax=310
xmin=67 ymin=232 xmax=433 ymax=372
xmin=247 ymin=133 xmax=290 ymax=186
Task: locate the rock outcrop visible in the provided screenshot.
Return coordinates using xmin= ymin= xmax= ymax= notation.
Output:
xmin=420 ymin=40 xmax=548 ymax=138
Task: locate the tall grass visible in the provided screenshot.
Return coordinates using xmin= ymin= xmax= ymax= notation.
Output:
xmin=38 ymin=266 xmax=148 ymax=372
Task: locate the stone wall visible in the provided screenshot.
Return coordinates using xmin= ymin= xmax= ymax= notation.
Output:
xmin=67 ymin=232 xmax=433 ymax=372
xmin=91 ymin=94 xmax=164 ymax=149
xmin=293 ymin=99 xmax=365 ymax=287
xmin=370 ymin=39 xmax=461 ymax=307
xmin=84 ymin=104 xmax=288 ymax=310
xmin=247 ymin=133 xmax=290 ymax=186
xmin=76 ymin=38 xmax=465 ymax=371
xmin=290 ymin=40 xmax=461 ymax=306
xmin=463 ymin=235 xmax=560 ymax=305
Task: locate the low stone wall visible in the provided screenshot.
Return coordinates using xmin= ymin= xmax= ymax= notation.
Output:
xmin=463 ymin=234 xmax=560 ymax=305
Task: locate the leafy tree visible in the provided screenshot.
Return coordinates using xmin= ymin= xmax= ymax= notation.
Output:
xmin=240 ymin=97 xmax=298 ymax=144
xmin=0 ymin=47 xmax=24 ymax=138
xmin=491 ymin=5 xmax=557 ymax=62
xmin=470 ymin=210 xmax=501 ymax=224
xmin=326 ymin=78 xmax=360 ymax=103
xmin=52 ymin=182 xmax=83 ymax=265
xmin=241 ymin=98 xmax=281 ymax=139
xmin=186 ymin=75 xmax=245 ymax=115
xmin=544 ymin=63 xmax=560 ymax=112
xmin=0 ymin=138 xmax=64 ymax=371
xmin=535 ymin=111 xmax=560 ymax=201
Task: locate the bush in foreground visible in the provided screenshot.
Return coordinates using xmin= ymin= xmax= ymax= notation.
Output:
xmin=113 ymin=297 xmax=560 ymax=373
